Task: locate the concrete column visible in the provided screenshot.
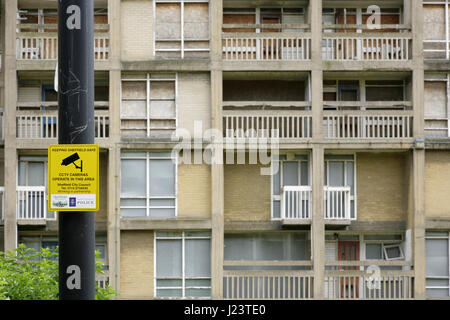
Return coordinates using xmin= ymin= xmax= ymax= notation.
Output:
xmin=3 ymin=0 xmax=17 ymax=253
xmin=209 ymin=0 xmax=224 ymax=300
xmin=312 ymin=146 xmax=325 ymax=299
xmin=210 ymin=69 xmax=223 ymax=300
xmin=411 ymin=0 xmax=426 ymax=299
xmin=413 ymin=149 xmax=426 ymax=299
xmin=107 ymin=0 xmax=121 ymax=294
xmin=311 ymin=0 xmax=323 ymax=141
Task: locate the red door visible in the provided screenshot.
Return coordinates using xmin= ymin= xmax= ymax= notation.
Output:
xmin=338 ymin=241 xmax=360 ymax=298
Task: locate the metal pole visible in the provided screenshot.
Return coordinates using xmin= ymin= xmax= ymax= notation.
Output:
xmin=58 ymin=0 xmax=95 ymax=300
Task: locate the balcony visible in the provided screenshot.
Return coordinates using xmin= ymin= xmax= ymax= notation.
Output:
xmin=223 ymin=260 xmax=314 ymax=300
xmin=222 ymin=261 xmax=414 ymax=300
xmin=16 ymin=102 xmax=110 ymax=141
xmin=322 ymin=34 xmax=411 ymax=61
xmin=16 ymin=186 xmax=52 ymax=222
xmin=324 ymin=261 xmax=414 ymax=300
xmin=16 ymin=24 xmax=109 ymax=61
xmin=223 ymin=101 xmax=312 ymax=140
xmin=223 ymin=33 xmax=311 ymax=61
xmin=324 ymin=186 xmax=353 ymax=220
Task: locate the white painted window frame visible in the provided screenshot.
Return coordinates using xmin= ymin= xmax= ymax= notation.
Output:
xmin=154 ymin=231 xmax=211 ymax=299
xmin=120 ymin=152 xmax=178 ymax=218
xmin=120 ymin=73 xmax=178 ymax=138
xmin=425 ymin=231 xmax=450 ymax=297
xmin=324 ymin=153 xmax=357 ymax=220
xmin=153 ymin=0 xmax=211 ymax=59
xmin=270 ymin=153 xmax=311 ymax=220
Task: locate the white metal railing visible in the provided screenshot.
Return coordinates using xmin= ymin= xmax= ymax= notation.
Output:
xmin=324 ymin=186 xmax=351 ymax=220
xmin=0 ymin=187 xmax=4 ymax=221
xmin=16 ymin=35 xmax=109 ymax=60
xmin=16 ymin=186 xmax=47 ymax=220
xmin=323 ymin=113 xmax=413 ymax=139
xmin=96 ymin=272 xmax=109 ymax=289
xmin=223 ymin=33 xmax=311 ymax=61
xmin=223 ymin=270 xmax=314 ymax=300
xmin=223 ymin=111 xmax=312 ymax=139
xmin=324 ymin=270 xmax=414 ymax=300
xmin=281 ymin=186 xmax=312 ymax=220
xmin=16 ymin=111 xmax=58 ymax=139
xmin=16 ymin=110 xmax=109 ymax=139
xmin=322 ymin=35 xmax=411 ymax=61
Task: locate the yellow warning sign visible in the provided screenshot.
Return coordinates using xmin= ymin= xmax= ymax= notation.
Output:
xmin=48 ymin=144 xmax=99 ymax=211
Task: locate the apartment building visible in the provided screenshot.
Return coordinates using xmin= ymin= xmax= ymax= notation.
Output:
xmin=0 ymin=0 xmax=449 ymax=300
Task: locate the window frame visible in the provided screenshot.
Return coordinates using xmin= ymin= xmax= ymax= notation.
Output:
xmin=154 ymin=231 xmax=211 ymax=299
xmin=270 ymin=153 xmax=311 ymax=220
xmin=153 ymin=0 xmax=211 ymax=59
xmin=121 ymin=73 xmax=178 ymax=138
xmin=324 ymin=153 xmax=357 ymax=220
xmin=120 ymin=152 xmax=178 ymax=218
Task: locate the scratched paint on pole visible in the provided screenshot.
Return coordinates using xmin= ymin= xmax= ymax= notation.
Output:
xmin=48 ymin=144 xmax=99 ymax=211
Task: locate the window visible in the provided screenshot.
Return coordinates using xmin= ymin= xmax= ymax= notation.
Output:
xmin=154 ymin=0 xmax=210 ymax=59
xmin=155 ymin=232 xmax=211 ymax=298
xmin=224 ymin=232 xmax=309 ymax=270
xmin=120 ymin=152 xmax=177 ymax=218
xmin=425 ymin=231 xmax=450 ymax=298
xmin=271 ymin=154 xmax=310 ymax=219
xmin=324 ymin=155 xmax=356 ymax=220
xmin=121 ymin=73 xmax=177 ymax=138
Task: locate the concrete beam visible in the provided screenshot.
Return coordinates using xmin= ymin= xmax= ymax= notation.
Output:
xmin=119 ymin=218 xmax=212 ymax=231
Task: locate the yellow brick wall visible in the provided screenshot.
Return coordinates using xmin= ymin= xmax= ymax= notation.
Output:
xmin=119 ymin=231 xmax=154 ymax=299
xmin=121 ymin=0 xmax=153 ymax=61
xmin=224 ymin=164 xmax=271 ymax=221
xmin=425 ymin=151 xmax=450 ymax=218
xmin=178 ymin=163 xmax=211 ymax=218
xmin=356 ymin=152 xmax=408 ymax=222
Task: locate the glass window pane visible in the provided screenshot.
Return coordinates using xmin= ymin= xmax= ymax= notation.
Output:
xmin=121 ymin=159 xmax=146 ymax=197
xmin=283 ymin=161 xmax=298 ymax=186
xmin=385 ymin=246 xmax=402 ymax=259
xmin=366 ymin=244 xmax=382 ymax=259
xmin=156 ymin=240 xmax=182 ymax=278
xmin=346 ymin=162 xmax=354 ymax=194
xmin=224 ymin=235 xmax=254 ymax=260
xmin=149 ymin=208 xmax=175 ymax=218
xmin=273 ymin=162 xmax=280 ymax=195
xmin=256 ymin=234 xmax=285 ymax=260
xmin=28 ymin=162 xmax=45 ymax=186
xmin=426 ymin=239 xmax=449 ymax=277
xmin=18 ymin=162 xmax=27 ymax=186
xmin=426 ymin=288 xmax=449 ymax=298
xmin=120 ymin=199 xmax=146 ymax=207
xmin=328 ymin=161 xmax=345 ymax=186
xmin=300 ymin=162 xmax=309 ymax=186
xmin=120 ymin=208 xmax=146 ymax=217
xmin=157 ymin=279 xmax=182 ymax=287
xmin=185 ymin=288 xmax=211 ymax=297
xmin=273 ymin=201 xmax=281 ymax=219
xmin=156 ymin=289 xmax=182 ymax=298
xmin=149 ymin=199 xmax=175 ymax=207
xmin=290 ymin=233 xmax=307 ymax=260
xmin=149 ymin=160 xmax=175 ymax=196
xmin=185 ymin=239 xmax=211 ymax=277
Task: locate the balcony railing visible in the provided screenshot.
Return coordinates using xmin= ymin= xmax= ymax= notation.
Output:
xmin=323 ymin=111 xmax=414 ymax=139
xmin=16 ymin=24 xmax=110 ymax=61
xmin=16 ymin=186 xmax=48 ymax=220
xmin=223 ymin=109 xmax=312 ymax=140
xmin=324 ymin=186 xmax=352 ymax=220
xmin=281 ymin=186 xmax=312 ymax=220
xmin=324 ymin=261 xmax=414 ymax=300
xmin=223 ymin=32 xmax=311 ymax=61
xmin=322 ymin=34 xmax=411 ymax=61
xmin=223 ymin=260 xmax=314 ymax=300
xmin=16 ymin=102 xmax=109 ymax=140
